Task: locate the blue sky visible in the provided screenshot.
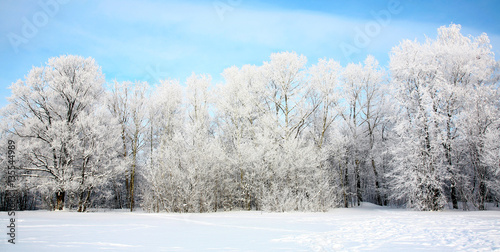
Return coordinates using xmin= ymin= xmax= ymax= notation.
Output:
xmin=1 ymin=0 xmax=499 ymax=108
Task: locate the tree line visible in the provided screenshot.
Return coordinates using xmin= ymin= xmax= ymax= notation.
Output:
xmin=1 ymin=24 xmax=499 ymax=212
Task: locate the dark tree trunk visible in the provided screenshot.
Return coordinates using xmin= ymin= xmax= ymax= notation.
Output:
xmin=432 ymin=187 xmax=441 ymax=211
xmin=78 ymin=189 xmax=92 ymax=212
xmin=130 ymin=162 xmax=136 ymax=212
xmin=450 ymin=181 xmax=458 ymax=209
xmin=371 ymin=159 xmax=383 ymax=206
xmin=344 ymin=164 xmax=349 ymax=208
xmin=56 ymin=191 xmax=65 ymax=210
xmin=445 ymin=113 xmax=459 ymax=209
xmin=355 ymin=160 xmax=362 ymax=206
xmin=479 ymin=179 xmax=487 ymax=210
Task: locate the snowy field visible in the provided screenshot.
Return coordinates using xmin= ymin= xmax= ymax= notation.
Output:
xmin=2 ymin=203 xmax=500 ymax=252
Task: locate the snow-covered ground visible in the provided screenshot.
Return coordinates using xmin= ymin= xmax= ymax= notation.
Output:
xmin=1 ymin=203 xmax=499 ymax=251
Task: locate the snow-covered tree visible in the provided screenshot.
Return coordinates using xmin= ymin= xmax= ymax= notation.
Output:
xmin=108 ymin=81 xmax=150 ymax=211
xmin=308 ymin=58 xmax=342 ymax=149
xmin=141 ymin=79 xmax=185 ymax=212
xmin=216 ymin=64 xmax=266 ymax=210
xmin=442 ymin=25 xmax=498 ymax=210
xmin=356 ymin=56 xmax=387 ymax=206
xmin=307 ymin=58 xmax=345 ymax=207
xmin=3 ymin=55 xmax=123 ymax=211
xmin=258 ymin=52 xmax=335 ymax=211
xmin=389 ymin=24 xmax=499 ymax=210
xmin=333 ymin=55 xmax=388 ymax=207
xmin=389 ymin=37 xmax=448 ymax=210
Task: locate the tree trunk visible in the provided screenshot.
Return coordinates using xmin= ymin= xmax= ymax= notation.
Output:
xmin=114 ymin=180 xmax=123 ymax=209
xmin=432 ymin=186 xmax=442 ymax=211
xmin=130 ymin=162 xmax=136 ymax=212
xmin=121 ymin=123 xmax=128 ymax=210
xmin=78 ymin=191 xmax=85 ymax=212
xmin=478 ymin=179 xmax=487 ymax=210
xmin=77 ymin=189 xmax=92 ymax=212
xmin=344 ymin=163 xmax=349 ymax=208
xmin=445 ymin=113 xmax=459 ymax=209
xmin=56 ymin=191 xmax=65 ymax=210
xmin=371 ymin=158 xmax=382 ymax=205
xmin=355 ymin=159 xmax=362 ymax=206
xmin=450 ymin=181 xmax=458 ymax=209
